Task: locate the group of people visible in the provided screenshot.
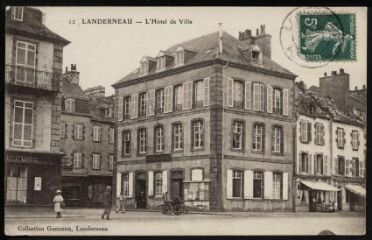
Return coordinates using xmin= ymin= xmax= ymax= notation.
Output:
xmin=53 ymin=185 xmax=126 ymax=220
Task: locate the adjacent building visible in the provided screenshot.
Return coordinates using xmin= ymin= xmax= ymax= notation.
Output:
xmin=112 ymin=25 xmax=297 ymax=211
xmin=5 ymin=7 xmax=70 ymax=205
xmin=295 ymin=83 xmax=365 ymax=212
xmin=60 ymin=66 xmax=115 ymax=207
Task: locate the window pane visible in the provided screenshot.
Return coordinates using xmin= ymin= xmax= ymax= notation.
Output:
xmin=24 ymin=109 xmax=32 ymax=124
xmin=14 ymin=107 xmax=23 ymax=123
xmin=27 ymin=51 xmax=35 ymax=67
xmin=13 ymin=124 xmax=22 ymax=140
xmin=16 ymin=48 xmax=26 ymax=65
xmin=23 ymin=125 xmax=32 ymax=141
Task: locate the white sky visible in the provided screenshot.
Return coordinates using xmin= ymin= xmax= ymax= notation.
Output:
xmin=36 ymin=7 xmax=367 ymax=96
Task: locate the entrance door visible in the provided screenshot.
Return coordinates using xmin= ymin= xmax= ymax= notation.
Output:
xmin=309 ymin=191 xmax=317 ymax=212
xmin=171 ymin=171 xmax=184 ymax=200
xmin=135 ymin=172 xmax=147 ymax=208
xmin=337 ymin=191 xmax=342 ymax=210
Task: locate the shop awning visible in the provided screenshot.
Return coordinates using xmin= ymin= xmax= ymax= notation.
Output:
xmin=345 ymin=184 xmax=366 ymax=197
xmin=301 ymin=180 xmax=340 ymax=191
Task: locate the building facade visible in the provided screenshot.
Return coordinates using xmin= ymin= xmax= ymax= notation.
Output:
xmin=4 ymin=7 xmax=70 ymax=205
xmin=60 ymin=66 xmax=115 ymax=207
xmin=294 ymin=84 xmax=365 ymax=212
xmin=112 ymin=26 xmax=296 ymax=211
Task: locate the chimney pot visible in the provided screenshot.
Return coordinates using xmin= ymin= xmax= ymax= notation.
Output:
xmin=260 ymin=25 xmax=265 ymax=34
xmin=340 ymin=68 xmax=344 ymax=74
xmin=331 ymin=71 xmax=337 ymax=76
xmin=324 ymin=72 xmax=327 ymax=76
xmin=256 ymin=28 xmax=259 ymax=36
xmin=71 ymin=64 xmax=77 ymax=71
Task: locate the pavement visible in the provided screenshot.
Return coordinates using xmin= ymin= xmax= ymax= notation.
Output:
xmin=4 ymin=207 xmax=366 ymax=236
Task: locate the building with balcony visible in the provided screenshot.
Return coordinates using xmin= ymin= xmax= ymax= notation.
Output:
xmin=5 ymin=6 xmax=70 ymax=205
xmin=112 ymin=25 xmax=297 ymax=211
xmin=295 ymin=83 xmax=365 ymax=212
xmin=60 ymin=66 xmax=115 ymax=207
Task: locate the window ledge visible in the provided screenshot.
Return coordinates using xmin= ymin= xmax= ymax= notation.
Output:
xmin=271 ymin=152 xmax=284 ymax=156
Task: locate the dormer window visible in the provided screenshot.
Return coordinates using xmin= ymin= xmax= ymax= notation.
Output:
xmin=251 ymin=50 xmax=261 ymax=64
xmin=140 ymin=58 xmax=149 ymax=75
xmin=175 ymin=47 xmax=185 ymax=66
xmin=309 ymin=104 xmax=315 ymax=115
xmin=156 ymin=57 xmax=166 ymax=72
xmin=65 ymin=98 xmax=75 ymax=112
xmin=12 ymin=7 xmax=24 ymax=21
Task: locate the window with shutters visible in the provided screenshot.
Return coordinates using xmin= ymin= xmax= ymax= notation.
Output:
xmin=351 ymin=130 xmax=359 ymax=150
xmin=108 ymin=155 xmax=114 ymax=171
xmin=272 ymin=126 xmax=283 ymax=154
xmin=12 ymin=7 xmax=24 ymax=21
xmin=273 ymin=88 xmax=282 ymax=114
xmin=65 ymin=98 xmax=75 ymax=112
xmin=351 ymin=158 xmax=359 ymax=177
xmin=92 ymin=154 xmax=100 ymax=170
xmin=73 ymin=124 xmax=83 ymax=140
xmin=232 ymin=170 xmax=243 ymax=198
xmin=174 ymin=85 xmax=183 ymax=111
xmin=194 ymin=80 xmax=204 ymax=107
xmin=337 ymin=156 xmax=345 ymax=175
xmin=253 ymin=171 xmax=263 ymax=198
xmin=336 ymin=128 xmax=345 ymax=148
xmin=253 ymin=83 xmax=265 ymax=111
xmin=232 ymin=121 xmax=244 ymax=150
xmin=122 ymin=130 xmax=131 ymax=156
xmin=123 ymin=96 xmax=130 ymax=119
xmin=173 ymin=123 xmax=183 ymax=151
xmin=15 ymin=41 xmax=36 ymax=85
xmin=93 ymin=126 xmax=101 ymax=142
xmin=252 ymin=122 xmax=264 ymax=152
xmin=300 ymin=121 xmax=311 ymax=143
xmin=314 ymin=123 xmax=325 ymax=145
xmin=138 ymin=128 xmax=147 ymax=154
xmin=61 ymin=122 xmax=66 ymax=139
xmin=154 ymin=172 xmax=163 ymax=197
xmin=272 ymin=172 xmax=282 ymax=200
xmin=300 ymin=152 xmax=309 ymax=173
xmin=139 ymin=92 xmax=147 ymax=117
xmin=73 ymin=152 xmax=82 ymax=168
xmin=12 ymin=100 xmax=33 ymax=147
xmin=122 ymin=173 xmax=129 ymax=196
xmin=315 ymin=154 xmax=323 ymax=175
xmin=109 ymin=128 xmax=115 ymax=144
xmin=154 ymin=126 xmax=164 ymax=152
xmin=234 ymin=80 xmax=244 ymax=108
xmin=155 ymin=89 xmax=165 ymax=114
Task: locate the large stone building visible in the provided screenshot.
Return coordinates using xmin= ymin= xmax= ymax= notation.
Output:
xmin=295 ymin=84 xmax=365 ymax=212
xmin=60 ymin=65 xmax=115 ymax=207
xmin=112 ymin=25 xmax=297 ymax=211
xmin=4 ymin=7 xmax=70 ymax=205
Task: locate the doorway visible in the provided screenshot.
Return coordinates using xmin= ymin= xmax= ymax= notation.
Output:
xmin=171 ymin=170 xmax=184 ymax=200
xmin=337 ymin=191 xmax=342 ymax=210
xmin=135 ymin=172 xmax=147 ymax=208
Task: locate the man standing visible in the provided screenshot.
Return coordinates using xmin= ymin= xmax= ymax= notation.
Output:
xmin=102 ymin=185 xmax=112 ymax=220
xmin=116 ymin=191 xmax=126 ymax=213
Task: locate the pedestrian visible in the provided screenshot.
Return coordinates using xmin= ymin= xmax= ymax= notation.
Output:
xmin=53 ymin=189 xmax=64 ymax=218
xmin=102 ymin=185 xmax=112 ymax=220
xmin=116 ymin=191 xmax=126 ymax=213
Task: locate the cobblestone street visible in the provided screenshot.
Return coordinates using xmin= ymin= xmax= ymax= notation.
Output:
xmin=5 ymin=208 xmax=365 ymax=236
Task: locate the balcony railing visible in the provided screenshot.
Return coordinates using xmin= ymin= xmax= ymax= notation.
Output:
xmin=5 ymin=64 xmax=61 ymax=92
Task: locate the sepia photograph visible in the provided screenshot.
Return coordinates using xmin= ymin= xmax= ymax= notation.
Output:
xmin=3 ymin=6 xmax=367 ymax=236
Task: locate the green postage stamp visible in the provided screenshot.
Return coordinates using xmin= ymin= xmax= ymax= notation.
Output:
xmin=298 ymin=13 xmax=356 ymax=61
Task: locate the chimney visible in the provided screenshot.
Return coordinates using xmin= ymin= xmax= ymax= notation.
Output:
xmin=331 ymin=71 xmax=337 ymax=76
xmin=340 ymin=68 xmax=344 ymax=74
xmin=254 ymin=24 xmax=272 ymax=58
xmin=238 ymin=29 xmax=253 ymax=45
xmin=324 ymin=72 xmax=327 ymax=76
xmin=218 ymin=23 xmax=223 ymax=54
xmin=63 ymin=64 xmax=80 ymax=85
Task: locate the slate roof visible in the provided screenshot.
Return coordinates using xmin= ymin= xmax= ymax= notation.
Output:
xmin=295 ymin=85 xmax=363 ymax=126
xmin=61 ymin=78 xmax=86 ymax=97
xmin=6 ymin=7 xmax=70 ymax=45
xmin=113 ymin=31 xmax=296 ymax=86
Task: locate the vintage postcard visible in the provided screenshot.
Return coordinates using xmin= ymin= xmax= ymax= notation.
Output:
xmin=4 ymin=6 xmax=366 ymax=236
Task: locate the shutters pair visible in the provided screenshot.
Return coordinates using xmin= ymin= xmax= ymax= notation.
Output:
xmin=299 ymin=121 xmax=311 ymax=143
xmin=147 ymin=170 xmax=168 ymax=197
xmin=117 ymin=172 xmax=134 ymax=198
xmin=226 ymin=169 xmax=288 ymax=200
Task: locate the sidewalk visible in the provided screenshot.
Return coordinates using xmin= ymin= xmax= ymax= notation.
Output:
xmin=5 ymin=206 xmax=365 ymax=219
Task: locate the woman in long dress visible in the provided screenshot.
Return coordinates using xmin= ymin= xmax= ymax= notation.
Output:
xmin=53 ymin=190 xmax=64 ymax=218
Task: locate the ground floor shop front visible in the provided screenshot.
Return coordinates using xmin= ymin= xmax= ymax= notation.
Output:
xmin=294 ymin=176 xmax=365 ymax=212
xmin=61 ymin=175 xmax=112 ymax=207
xmin=5 ymin=150 xmax=63 ymax=206
xmin=115 ymin=156 xmax=293 ymax=212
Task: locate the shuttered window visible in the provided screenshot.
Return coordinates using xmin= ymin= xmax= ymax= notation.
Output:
xmin=267 ymin=86 xmax=273 ymax=113
xmin=315 ymin=154 xmax=324 ymax=175
xmin=73 ymin=152 xmax=82 ymax=168
xmin=300 ymin=152 xmax=309 ymax=173
xmin=123 ymin=96 xmax=130 ymax=119
xmin=272 ymin=172 xmax=282 ymax=199
xmin=108 ymin=155 xmax=114 ymax=171
xmin=300 ymin=121 xmax=311 ymax=143
xmin=147 ymin=89 xmax=155 ymax=116
xmin=336 ymin=128 xmax=345 ymax=148
xmin=122 ymin=130 xmax=131 ymax=156
xmin=154 ymin=126 xmax=164 ymax=152
xmin=253 ymin=171 xmax=263 ymax=199
xmin=12 ymin=100 xmax=33 ymax=147
xmin=194 ymin=80 xmax=204 ymax=107
xmin=226 ymin=78 xmax=233 ymax=107
xmin=272 ymin=126 xmax=283 ymax=154
xmin=138 ymin=128 xmax=147 ymax=154
xmin=252 ymin=123 xmax=264 ymax=152
xmin=174 ymin=85 xmax=183 ymax=111
xmin=61 ymin=122 xmax=66 ymax=139
xmin=244 ymin=81 xmax=251 ymax=110
xmin=232 ymin=170 xmax=243 ymax=198
xmin=233 ymin=80 xmax=244 ymax=108
xmin=282 ymin=88 xmax=289 ymax=116
xmin=253 ymin=83 xmax=265 ymax=111
xmin=154 ymin=172 xmax=163 ymax=197
xmin=155 ymin=89 xmax=165 ymax=114
xmin=232 ymin=121 xmax=244 ymax=150
xmin=92 ymin=154 xmax=100 ymax=170
xmin=109 ymin=128 xmax=115 ymax=144
xmin=351 ymin=130 xmax=359 ymax=150
xmin=314 ymin=123 xmax=325 ymax=145
xmin=93 ymin=126 xmax=101 ymax=142
xmin=337 ymin=156 xmax=345 ymax=175
xmin=173 ymin=123 xmax=183 ymax=151
xmin=139 ymin=92 xmax=147 ymax=117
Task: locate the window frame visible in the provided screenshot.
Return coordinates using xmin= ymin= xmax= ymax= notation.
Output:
xmin=253 ymin=170 xmax=264 ymax=199
xmin=92 ymin=154 xmax=101 ymax=170
xmin=272 ymin=172 xmax=282 ymax=200
xmin=108 ymin=155 xmax=114 ymax=171
xmin=174 ymin=84 xmax=183 ymax=111
xmin=12 ymin=99 xmax=34 ymax=147
xmin=314 ymin=122 xmax=325 ymax=145
xmin=138 ymin=92 xmax=147 ymax=117
xmin=175 ymin=49 xmax=185 ymax=66
xmin=272 ymin=88 xmax=282 ymax=114
xmin=12 ymin=7 xmax=24 ymax=21
xmin=272 ymin=125 xmax=283 ymax=155
xmin=65 ymin=98 xmax=75 ymax=112
xmin=155 ymin=88 xmax=165 ymax=114
xmin=173 ymin=122 xmax=184 ymax=151
xmin=193 ymin=80 xmax=204 ymax=108
xmin=154 ymin=125 xmax=165 ymax=153
xmin=253 ymin=83 xmax=265 ymax=112
xmin=73 ymin=152 xmax=83 ymax=168
xmin=192 ymin=119 xmax=204 ymax=150
xmin=232 ymin=170 xmax=243 ymax=198
xmin=351 ymin=130 xmax=359 ymax=150
xmin=337 ymin=156 xmax=345 ymax=175
xmin=122 ymin=130 xmax=131 ymax=157
xmin=336 ymin=128 xmax=345 ymax=149
xmin=252 ymin=122 xmax=264 ymax=152
xmin=232 ymin=120 xmax=244 ymax=150
xmin=93 ymin=125 xmax=101 ymax=142
xmin=122 ymin=173 xmax=130 ymax=197
xmin=315 ymin=154 xmax=324 ymax=175
xmin=300 ymin=152 xmax=309 ymax=174
xmin=233 ymin=80 xmax=245 ymax=108
xmin=154 ymin=171 xmax=163 ymax=198
xmin=73 ymin=124 xmax=84 ymax=140
xmin=137 ymin=128 xmax=147 ymax=155
xmin=123 ymin=96 xmax=131 ymax=119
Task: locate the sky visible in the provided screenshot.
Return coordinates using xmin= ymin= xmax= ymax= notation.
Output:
xmin=35 ymin=7 xmax=367 ymax=96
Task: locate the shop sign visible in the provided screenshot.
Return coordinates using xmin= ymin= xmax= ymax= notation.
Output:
xmin=7 ymin=154 xmax=40 ymax=164
xmin=34 ymin=177 xmax=42 ymax=191
xmin=146 ymin=154 xmax=171 ymax=163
